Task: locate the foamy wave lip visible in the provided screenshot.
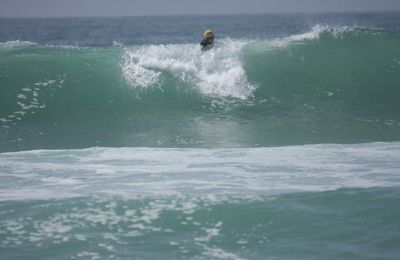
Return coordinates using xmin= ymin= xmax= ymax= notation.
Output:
xmin=122 ymin=48 xmax=162 ymax=88
xmin=270 ymin=24 xmax=353 ymax=47
xmin=45 ymin=44 xmax=84 ymax=49
xmin=0 ymin=40 xmax=37 ymax=47
xmin=121 ymin=39 xmax=255 ymax=99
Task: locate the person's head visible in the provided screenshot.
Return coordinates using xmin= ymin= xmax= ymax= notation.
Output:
xmin=204 ymin=29 xmax=214 ymax=43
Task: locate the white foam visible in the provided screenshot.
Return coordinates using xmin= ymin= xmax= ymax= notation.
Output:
xmin=1 ymin=77 xmax=65 ymax=127
xmin=0 ymin=118 xmax=11 ymax=123
xmin=195 ymin=222 xmax=222 ymax=242
xmin=122 ymin=51 xmax=161 ymax=87
xmin=0 ymin=142 xmax=399 ymax=201
xmin=34 ymin=80 xmax=57 ymax=87
xmin=269 ymin=24 xmax=352 ymax=47
xmin=122 ymin=39 xmax=255 ymax=99
xmin=0 ymin=41 xmax=85 ymax=49
xmin=0 ymin=40 xmax=37 ymax=47
xmin=112 ymin=41 xmax=123 ymax=47
xmin=201 ymin=246 xmax=246 ymax=260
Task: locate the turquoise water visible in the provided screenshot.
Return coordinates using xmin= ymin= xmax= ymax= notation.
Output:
xmin=1 ymin=13 xmax=400 ymax=259
xmin=1 ymin=143 xmax=400 ymax=259
xmin=1 ymin=27 xmax=400 ymax=150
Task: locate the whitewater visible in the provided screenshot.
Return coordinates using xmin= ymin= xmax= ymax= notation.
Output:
xmin=1 ymin=12 xmax=400 ymax=260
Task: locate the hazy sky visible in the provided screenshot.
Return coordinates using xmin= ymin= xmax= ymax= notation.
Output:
xmin=1 ymin=0 xmax=400 ymax=17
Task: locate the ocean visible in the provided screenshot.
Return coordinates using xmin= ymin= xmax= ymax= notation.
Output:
xmin=0 ymin=12 xmax=400 ymax=259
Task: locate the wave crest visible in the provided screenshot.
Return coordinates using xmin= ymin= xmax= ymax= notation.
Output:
xmin=121 ymin=39 xmax=256 ymax=99
xmin=0 ymin=40 xmax=37 ymax=47
xmin=269 ymin=24 xmax=354 ymax=47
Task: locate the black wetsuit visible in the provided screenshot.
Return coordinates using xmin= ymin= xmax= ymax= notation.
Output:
xmin=200 ymin=39 xmax=213 ymax=50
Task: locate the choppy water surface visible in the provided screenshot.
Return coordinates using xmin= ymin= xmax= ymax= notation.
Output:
xmin=1 ymin=12 xmax=400 ymax=259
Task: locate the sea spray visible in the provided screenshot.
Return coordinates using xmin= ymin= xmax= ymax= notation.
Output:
xmin=122 ymin=39 xmax=255 ymax=99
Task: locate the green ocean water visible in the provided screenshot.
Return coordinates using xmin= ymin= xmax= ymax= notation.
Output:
xmin=1 ymin=26 xmax=400 ymax=151
xmin=1 ymin=13 xmax=400 ymax=259
xmin=1 ymin=144 xmax=400 ymax=259
xmin=1 ymin=188 xmax=399 ymax=260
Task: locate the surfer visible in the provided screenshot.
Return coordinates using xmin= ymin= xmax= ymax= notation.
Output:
xmin=200 ymin=29 xmax=214 ymax=50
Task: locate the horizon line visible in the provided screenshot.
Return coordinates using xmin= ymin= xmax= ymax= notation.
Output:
xmin=1 ymin=10 xmax=399 ymax=19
